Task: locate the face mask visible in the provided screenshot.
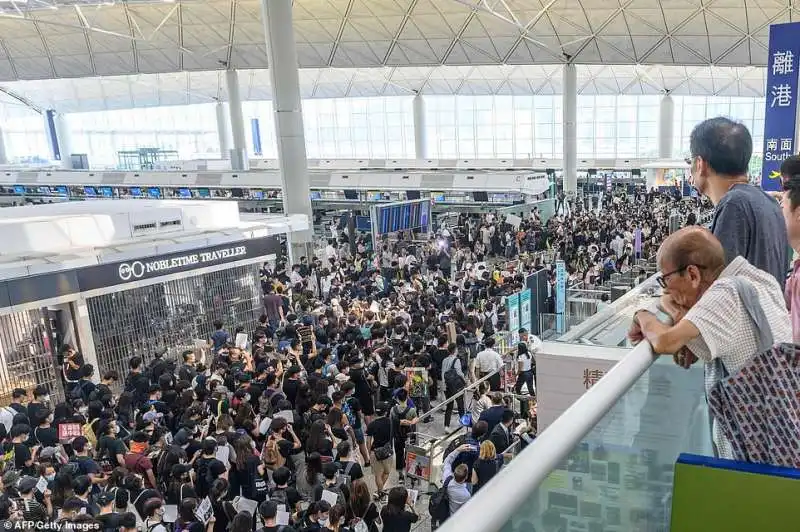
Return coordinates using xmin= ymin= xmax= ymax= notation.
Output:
xmin=45 ymin=473 xmax=55 ymax=481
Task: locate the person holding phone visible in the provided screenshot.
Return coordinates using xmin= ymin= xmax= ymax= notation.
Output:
xmin=379 ymin=487 xmax=418 ymax=532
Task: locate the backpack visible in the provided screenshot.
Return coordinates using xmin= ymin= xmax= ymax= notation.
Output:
xmin=390 ymin=405 xmax=412 ymax=440
xmin=482 ymin=314 xmax=495 ymax=336
xmin=262 ymin=436 xmax=285 ymax=471
xmin=322 ymin=483 xmax=346 ymax=508
xmin=429 ymin=477 xmax=453 ymax=523
xmin=82 ymin=419 xmax=98 ymax=447
xmin=194 ymin=458 xmax=216 ymax=497
xmin=339 ymin=461 xmax=355 ymax=488
xmin=269 ymin=487 xmax=289 ymax=509
xmin=443 ymin=358 xmax=466 ymax=393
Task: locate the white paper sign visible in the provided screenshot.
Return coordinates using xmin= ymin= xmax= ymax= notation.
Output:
xmin=195 ymin=496 xmax=214 ymax=524
xmin=275 ymin=410 xmax=294 ymax=423
xmin=215 ymin=444 xmax=230 ymax=466
xmin=163 ymin=505 xmax=178 ymax=523
xmin=35 ymin=477 xmax=48 ymax=494
xmin=321 ymin=489 xmax=339 ymax=507
xmin=276 ymin=510 xmax=291 ymax=526
xmin=407 ymin=488 xmax=419 ymax=506
xmin=235 ymin=333 xmax=249 ymax=350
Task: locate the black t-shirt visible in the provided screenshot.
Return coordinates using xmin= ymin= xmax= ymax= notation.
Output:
xmin=33 ymin=426 xmax=59 ymax=447
xmin=258 ymin=526 xmax=297 ymax=532
xmin=97 ymin=436 xmax=127 ymax=467
xmin=95 ymin=512 xmax=125 ymax=532
xmin=26 ymin=402 xmax=47 ymax=425
xmin=366 ymin=417 xmax=391 ymax=451
xmin=14 ymin=442 xmax=33 ymax=474
xmin=336 ymin=460 xmax=364 ymax=481
xmin=380 ymin=509 xmax=419 ymax=532
xmin=194 ymin=457 xmax=227 ymax=496
xmin=283 ymin=379 xmax=300 ymax=408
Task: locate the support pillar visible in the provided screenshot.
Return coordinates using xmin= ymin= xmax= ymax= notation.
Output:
xmin=659 ymin=94 xmax=675 ymax=159
xmin=0 ymin=127 xmax=7 ymax=165
xmin=562 ymin=63 xmax=577 ymax=195
xmin=225 ymin=70 xmax=249 ymax=171
xmin=261 ymin=0 xmax=314 ymax=264
xmin=215 ymin=102 xmax=231 ymax=160
xmin=413 ymin=92 xmax=427 ymax=159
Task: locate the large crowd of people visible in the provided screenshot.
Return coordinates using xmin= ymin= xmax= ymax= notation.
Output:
xmin=0 ymin=148 xmax=717 ymax=532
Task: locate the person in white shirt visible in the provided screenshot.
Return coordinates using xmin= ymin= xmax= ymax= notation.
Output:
xmin=289 ymin=264 xmax=304 ymax=287
xmin=440 ymin=444 xmax=473 ymax=521
xmin=325 ymin=239 xmax=338 ymax=262
xmin=473 ymin=337 xmax=504 ymax=391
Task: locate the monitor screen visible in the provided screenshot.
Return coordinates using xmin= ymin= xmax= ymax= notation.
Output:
xmin=431 ymin=192 xmax=445 ymax=203
xmin=251 ymin=190 xmax=264 ymax=200
xmin=178 ymin=188 xmax=191 ymax=198
xmin=37 ymin=186 xmax=51 ymax=195
xmin=343 ymin=190 xmax=358 ymax=200
xmin=473 ymin=191 xmax=488 ymax=202
xmin=13 ymin=185 xmax=25 ymax=195
xmin=198 ymin=188 xmax=210 ymax=198
xmin=147 ymin=187 xmax=161 ymax=198
xmin=130 ymin=187 xmax=143 ymax=197
xmin=84 ymin=186 xmax=97 ymax=197
xmin=406 ymin=190 xmax=421 ymax=200
xmin=309 ymin=191 xmax=322 ymax=200
xmin=54 ymin=186 xmax=68 ymax=196
xmin=99 ymin=187 xmax=113 ymax=198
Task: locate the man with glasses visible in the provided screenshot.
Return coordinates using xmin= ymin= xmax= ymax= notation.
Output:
xmin=686 ymin=117 xmax=788 ymax=289
xmin=629 ymin=226 xmax=791 ymax=458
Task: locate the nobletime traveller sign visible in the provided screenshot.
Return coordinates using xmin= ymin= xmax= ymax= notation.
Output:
xmin=76 ymin=236 xmax=281 ymax=292
xmin=761 ymin=22 xmax=800 ymax=192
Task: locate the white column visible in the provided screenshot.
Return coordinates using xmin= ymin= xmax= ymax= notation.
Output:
xmin=261 ymin=0 xmax=314 ymax=264
xmin=562 ymin=63 xmax=577 ymax=195
xmin=225 ymin=69 xmax=249 ymax=171
xmin=215 ymin=102 xmax=231 ymax=160
xmin=0 ymin=126 xmax=7 ymax=165
xmin=413 ymin=92 xmax=427 ymax=159
xmin=54 ymin=113 xmax=73 ymax=170
xmin=659 ymin=94 xmax=675 ymax=159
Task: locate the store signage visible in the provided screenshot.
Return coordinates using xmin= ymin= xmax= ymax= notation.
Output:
xmin=761 ymin=22 xmax=800 ymax=192
xmin=76 ymin=237 xmax=280 ymax=292
xmin=117 ymin=246 xmax=248 ymax=281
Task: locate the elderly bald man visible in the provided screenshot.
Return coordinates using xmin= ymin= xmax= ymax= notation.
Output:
xmin=628 ymin=226 xmax=791 ymax=459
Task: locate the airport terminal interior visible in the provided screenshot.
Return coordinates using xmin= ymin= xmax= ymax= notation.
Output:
xmin=0 ymin=0 xmax=798 ymax=531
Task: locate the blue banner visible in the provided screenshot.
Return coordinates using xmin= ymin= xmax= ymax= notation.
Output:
xmin=761 ymin=22 xmax=800 ymax=192
xmin=519 ymin=288 xmax=531 ymax=335
xmin=250 ymin=118 xmax=262 ymax=156
xmin=556 ymin=260 xmax=566 ymax=333
xmin=507 ymin=292 xmax=520 ymax=345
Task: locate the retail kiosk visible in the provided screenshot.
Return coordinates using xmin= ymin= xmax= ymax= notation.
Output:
xmin=0 ymin=200 xmax=307 ymax=401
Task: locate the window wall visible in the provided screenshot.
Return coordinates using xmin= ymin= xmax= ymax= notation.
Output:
xmin=424 ymin=94 xmax=765 ymax=160
xmin=0 ymin=102 xmax=51 ymax=163
xmin=0 ymin=93 xmax=768 ymax=167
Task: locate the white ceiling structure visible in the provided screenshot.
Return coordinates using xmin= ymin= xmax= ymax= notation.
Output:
xmin=0 ymin=0 xmax=793 ymax=112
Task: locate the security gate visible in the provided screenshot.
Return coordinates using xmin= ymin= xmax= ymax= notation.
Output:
xmin=86 ymin=263 xmax=264 ymax=379
xmin=0 ymin=308 xmax=65 ymax=404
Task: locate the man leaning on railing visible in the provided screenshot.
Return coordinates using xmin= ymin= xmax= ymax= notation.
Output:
xmin=627 ymin=226 xmax=792 ymax=461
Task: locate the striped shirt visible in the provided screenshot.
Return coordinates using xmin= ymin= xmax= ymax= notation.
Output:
xmin=684 ymin=256 xmax=791 ymax=458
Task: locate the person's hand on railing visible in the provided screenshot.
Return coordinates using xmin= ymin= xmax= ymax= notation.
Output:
xmin=627 ymin=315 xmax=645 ymax=344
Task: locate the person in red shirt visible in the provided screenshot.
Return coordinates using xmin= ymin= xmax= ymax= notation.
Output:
xmin=124 ymin=431 xmax=157 ymax=489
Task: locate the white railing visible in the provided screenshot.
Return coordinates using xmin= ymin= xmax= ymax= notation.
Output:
xmin=437 ymin=341 xmax=659 ymax=532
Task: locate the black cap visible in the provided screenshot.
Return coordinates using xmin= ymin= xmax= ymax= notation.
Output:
xmin=96 ymin=491 xmax=115 ymax=506
xmin=16 ymin=476 xmax=37 ymax=494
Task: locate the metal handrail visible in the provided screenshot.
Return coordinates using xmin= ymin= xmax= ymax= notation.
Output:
xmin=437 ymin=341 xmax=658 ymax=532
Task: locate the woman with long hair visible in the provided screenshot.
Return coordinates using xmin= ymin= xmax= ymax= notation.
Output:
xmin=227 ymin=512 xmax=253 ymax=532
xmin=471 ymin=440 xmax=502 ymax=493
xmin=379 ymin=486 xmax=418 ymax=532
xmin=305 ymin=419 xmax=334 ymax=458
xmin=347 ymin=479 xmax=380 ymax=532
xmin=231 ymin=435 xmax=268 ymax=502
xmin=296 ymin=452 xmax=324 ymax=502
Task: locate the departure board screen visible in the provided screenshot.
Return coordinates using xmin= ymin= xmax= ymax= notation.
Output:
xmin=371 ymin=199 xmax=430 ymax=236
